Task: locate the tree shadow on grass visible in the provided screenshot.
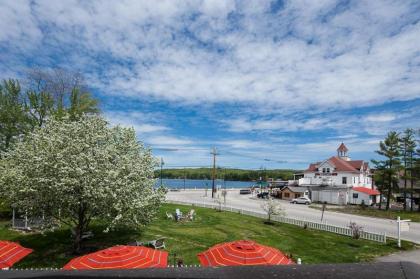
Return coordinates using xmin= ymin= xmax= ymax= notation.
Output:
xmin=13 ymin=228 xmax=73 ymax=268
xmin=12 ymin=224 xmax=144 ymax=268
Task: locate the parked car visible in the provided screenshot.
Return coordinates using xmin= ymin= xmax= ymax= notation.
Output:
xmin=239 ymin=189 xmax=252 ymax=195
xmin=257 ymin=192 xmax=269 ymax=199
xmin=290 ymin=197 xmax=311 ymax=205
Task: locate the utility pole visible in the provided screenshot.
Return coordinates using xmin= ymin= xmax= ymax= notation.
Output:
xmin=160 ymin=157 xmax=164 ymax=186
xmin=183 ymin=167 xmax=186 ymax=191
xmin=211 ymin=147 xmax=218 ymax=198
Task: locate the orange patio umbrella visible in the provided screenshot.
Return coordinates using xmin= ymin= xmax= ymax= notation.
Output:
xmin=63 ymin=245 xmax=168 ymax=270
xmin=197 ymin=240 xmax=294 ymax=267
xmin=0 ymin=240 xmax=33 ymax=269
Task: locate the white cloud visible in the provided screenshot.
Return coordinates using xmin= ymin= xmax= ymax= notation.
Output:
xmin=145 ymin=136 xmax=193 ymax=146
xmin=218 ymin=139 xmax=261 ymax=149
xmin=223 ymin=117 xmax=329 ymax=132
xmin=1 ymin=0 xmax=419 ymax=169
xmin=1 ymin=0 xmax=419 ymax=111
xmin=365 ymin=113 xmax=396 ymax=123
xmin=105 ymin=111 xmax=169 ymax=134
xmin=0 ymin=1 xmax=42 ymax=47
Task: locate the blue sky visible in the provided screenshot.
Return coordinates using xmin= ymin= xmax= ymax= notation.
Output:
xmin=1 ymin=0 xmax=419 ymax=170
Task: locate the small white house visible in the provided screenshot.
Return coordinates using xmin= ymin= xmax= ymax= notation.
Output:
xmin=349 ymin=187 xmax=380 ymax=205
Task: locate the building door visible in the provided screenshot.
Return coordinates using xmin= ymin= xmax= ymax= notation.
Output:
xmin=338 ymin=192 xmax=346 ymax=205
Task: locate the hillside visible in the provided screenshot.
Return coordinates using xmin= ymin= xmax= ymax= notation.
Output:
xmin=155 ymin=168 xmax=296 ymax=181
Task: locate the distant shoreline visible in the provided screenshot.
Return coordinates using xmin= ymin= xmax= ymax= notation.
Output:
xmin=155 ymin=168 xmax=296 ymax=182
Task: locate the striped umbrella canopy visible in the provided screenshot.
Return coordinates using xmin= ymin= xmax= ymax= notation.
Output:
xmin=197 ymin=240 xmax=294 ymax=267
xmin=63 ymin=245 xmax=168 ymax=270
xmin=0 ymin=241 xmax=33 ymax=269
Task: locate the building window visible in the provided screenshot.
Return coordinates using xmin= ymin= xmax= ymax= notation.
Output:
xmin=284 ymin=193 xmax=290 ymax=198
xmin=342 ymin=177 xmax=347 ymax=184
xmin=327 ymin=168 xmax=330 ymax=173
xmin=295 ymin=193 xmax=301 ymax=198
xmin=353 ymin=193 xmax=358 ymax=199
xmin=322 ymin=168 xmax=326 ymax=173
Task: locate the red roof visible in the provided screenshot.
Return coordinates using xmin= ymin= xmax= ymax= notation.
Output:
xmin=353 ymin=187 xmax=380 ymax=195
xmin=328 ymin=156 xmax=358 ymax=172
xmin=347 ymin=160 xmax=364 ymax=170
xmin=306 ymin=163 xmax=320 ymax=172
xmin=305 ymin=157 xmax=369 ymax=172
xmin=337 ymin=143 xmax=348 ymax=152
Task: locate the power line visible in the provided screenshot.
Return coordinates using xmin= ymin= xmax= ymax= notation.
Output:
xmin=220 ymin=149 xmax=289 ymax=164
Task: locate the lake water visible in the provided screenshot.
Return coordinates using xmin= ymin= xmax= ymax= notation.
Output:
xmin=157 ymin=178 xmax=255 ymax=189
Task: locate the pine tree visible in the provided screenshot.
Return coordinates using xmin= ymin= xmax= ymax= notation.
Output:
xmin=415 ymin=129 xmax=420 ymax=212
xmin=375 ymin=131 xmax=401 ymax=210
xmin=68 ymin=88 xmax=99 ymax=120
xmin=399 ymin=129 xmax=416 ymax=210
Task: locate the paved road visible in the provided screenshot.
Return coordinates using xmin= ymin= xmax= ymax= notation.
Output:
xmin=166 ymin=189 xmax=420 ymax=244
xmin=376 ymin=249 xmax=420 ymax=264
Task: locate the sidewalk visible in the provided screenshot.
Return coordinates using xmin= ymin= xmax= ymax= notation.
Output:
xmin=376 ymin=248 xmax=420 ymax=264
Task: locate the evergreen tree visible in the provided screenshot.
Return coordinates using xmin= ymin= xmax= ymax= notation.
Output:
xmin=415 ymin=129 xmax=420 ymax=212
xmin=399 ymin=128 xmax=416 ymax=210
xmin=375 ymin=131 xmax=401 ymax=210
xmin=68 ymin=88 xmax=99 ymax=120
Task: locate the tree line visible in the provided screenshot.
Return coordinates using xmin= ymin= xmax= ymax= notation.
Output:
xmin=156 ymin=168 xmax=295 ymax=181
xmin=0 ymin=68 xmax=99 ymax=155
xmin=372 ymin=129 xmax=420 ymax=211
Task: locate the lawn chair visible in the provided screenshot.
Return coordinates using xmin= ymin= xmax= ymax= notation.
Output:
xmin=166 ymin=211 xmax=174 ymax=220
xmin=175 ymin=209 xmax=182 ymax=221
xmin=187 ymin=209 xmax=195 ymax=221
xmin=70 ymin=229 xmax=94 ymax=240
xmin=127 ymin=240 xmax=144 ymax=246
xmin=127 ymin=238 xmax=165 ymax=249
xmin=148 ymin=238 xmax=165 ymax=249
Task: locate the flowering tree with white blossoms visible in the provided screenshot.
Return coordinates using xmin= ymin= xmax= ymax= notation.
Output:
xmin=0 ymin=115 xmax=165 ymax=253
xmin=261 ymin=197 xmax=285 ymax=223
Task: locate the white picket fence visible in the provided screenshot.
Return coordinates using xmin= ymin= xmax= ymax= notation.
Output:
xmin=166 ymin=199 xmax=387 ymax=243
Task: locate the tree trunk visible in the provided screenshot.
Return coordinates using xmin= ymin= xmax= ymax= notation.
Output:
xmin=409 ymin=153 xmax=414 ymax=212
xmin=403 ymin=159 xmax=407 ymax=211
xmin=379 ymin=193 xmax=382 ymax=210
xmin=73 ymin=205 xmax=86 ymax=254
xmin=73 ymin=224 xmax=83 ymax=254
xmin=386 ymin=172 xmax=392 ymax=211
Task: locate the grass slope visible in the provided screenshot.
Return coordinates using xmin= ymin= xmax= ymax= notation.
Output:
xmin=0 ymin=203 xmax=414 ymax=268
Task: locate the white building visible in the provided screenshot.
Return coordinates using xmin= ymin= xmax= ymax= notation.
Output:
xmin=297 ymin=143 xmax=380 ymax=205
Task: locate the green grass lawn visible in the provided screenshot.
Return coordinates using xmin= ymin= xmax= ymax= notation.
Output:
xmin=0 ymin=203 xmax=415 ymax=268
xmin=309 ymin=204 xmax=420 ymax=222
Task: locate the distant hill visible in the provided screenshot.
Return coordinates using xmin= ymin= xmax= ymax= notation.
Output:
xmin=154 ymin=168 xmax=297 ymax=181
